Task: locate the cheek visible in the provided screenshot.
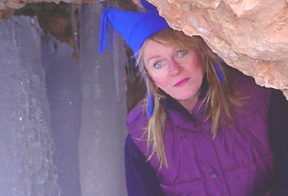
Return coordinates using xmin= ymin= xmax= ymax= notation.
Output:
xmin=195 ymin=64 xmax=204 ymax=77
xmin=191 ymin=53 xmax=203 ymax=68
xmin=148 ymin=72 xmax=168 ymax=88
xmin=190 ymin=55 xmax=204 ymax=76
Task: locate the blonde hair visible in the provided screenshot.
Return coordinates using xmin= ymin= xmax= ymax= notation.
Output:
xmin=137 ymin=28 xmax=243 ymax=167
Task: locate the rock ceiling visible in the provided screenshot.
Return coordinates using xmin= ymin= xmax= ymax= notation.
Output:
xmin=1 ymin=0 xmax=288 ymax=98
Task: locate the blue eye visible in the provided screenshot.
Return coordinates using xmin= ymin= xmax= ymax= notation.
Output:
xmin=154 ymin=61 xmax=163 ymax=69
xmin=177 ymin=50 xmax=186 ymax=57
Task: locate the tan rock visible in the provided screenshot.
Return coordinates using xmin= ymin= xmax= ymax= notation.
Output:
xmin=0 ymin=6 xmax=14 ymax=19
xmin=0 ymin=0 xmax=85 ymax=10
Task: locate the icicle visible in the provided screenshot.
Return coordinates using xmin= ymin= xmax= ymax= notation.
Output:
xmin=127 ymin=49 xmax=136 ymax=84
xmin=113 ymin=30 xmax=121 ymax=102
xmin=70 ymin=3 xmax=79 ymax=57
xmin=53 ymin=41 xmax=59 ymax=54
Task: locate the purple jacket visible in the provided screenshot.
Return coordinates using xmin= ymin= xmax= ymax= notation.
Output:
xmin=125 ymin=68 xmax=288 ymax=196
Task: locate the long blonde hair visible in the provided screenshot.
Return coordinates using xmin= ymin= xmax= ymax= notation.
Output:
xmin=137 ymin=28 xmax=242 ymax=167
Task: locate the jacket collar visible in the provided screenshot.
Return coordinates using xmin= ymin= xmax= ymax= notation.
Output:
xmin=162 ymin=77 xmax=212 ymax=132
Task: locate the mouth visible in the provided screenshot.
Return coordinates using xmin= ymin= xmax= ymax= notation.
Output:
xmin=173 ymin=77 xmax=190 ymax=87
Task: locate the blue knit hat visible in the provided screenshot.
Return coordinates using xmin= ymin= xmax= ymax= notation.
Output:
xmin=140 ymin=0 xmax=156 ymax=10
xmin=99 ymin=4 xmax=170 ymax=117
xmin=99 ymin=7 xmax=169 ymax=55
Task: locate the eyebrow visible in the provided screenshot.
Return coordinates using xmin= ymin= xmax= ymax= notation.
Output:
xmin=146 ymin=55 xmax=161 ymax=64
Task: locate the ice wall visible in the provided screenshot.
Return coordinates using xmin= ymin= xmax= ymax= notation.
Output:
xmin=0 ymin=3 xmax=128 ymax=195
xmin=42 ymin=34 xmax=82 ymax=196
xmin=0 ymin=16 xmax=60 ymax=195
xmin=78 ymin=2 xmax=128 ymax=196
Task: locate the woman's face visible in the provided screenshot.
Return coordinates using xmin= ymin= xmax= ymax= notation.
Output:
xmin=143 ymin=39 xmax=204 ymax=110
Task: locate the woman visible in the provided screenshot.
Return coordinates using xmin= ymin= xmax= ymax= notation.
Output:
xmin=99 ymin=3 xmax=288 ymax=196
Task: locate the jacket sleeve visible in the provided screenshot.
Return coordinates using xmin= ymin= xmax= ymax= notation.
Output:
xmin=124 ymin=134 xmax=164 ymax=196
xmin=268 ymin=89 xmax=288 ymax=196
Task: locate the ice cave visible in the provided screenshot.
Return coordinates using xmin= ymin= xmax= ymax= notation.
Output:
xmin=0 ymin=0 xmax=287 ymax=195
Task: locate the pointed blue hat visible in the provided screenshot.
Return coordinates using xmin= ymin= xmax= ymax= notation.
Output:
xmin=140 ymin=0 xmax=156 ymax=10
xmin=99 ymin=6 xmax=169 ymax=55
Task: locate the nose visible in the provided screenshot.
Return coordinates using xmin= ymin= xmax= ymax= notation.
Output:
xmin=169 ymin=58 xmax=181 ymax=76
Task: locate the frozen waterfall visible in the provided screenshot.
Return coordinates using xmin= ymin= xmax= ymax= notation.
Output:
xmin=0 ymin=2 xmax=128 ymax=196
xmin=0 ymin=16 xmax=60 ymax=196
